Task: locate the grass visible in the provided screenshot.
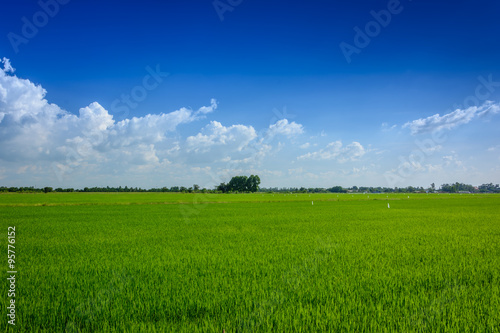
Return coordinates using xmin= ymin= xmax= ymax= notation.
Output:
xmin=1 ymin=193 xmax=499 ymax=332
xmin=0 ymin=191 xmax=485 ymax=206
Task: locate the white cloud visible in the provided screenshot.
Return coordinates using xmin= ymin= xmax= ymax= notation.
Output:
xmin=442 ymin=154 xmax=464 ymax=168
xmin=0 ymin=59 xmax=223 ymax=184
xmin=267 ymin=119 xmax=304 ymax=138
xmin=186 ymin=121 xmax=257 ymax=153
xmin=232 ymin=144 xmax=272 ymax=165
xmin=411 ymin=153 xmax=465 ymax=176
xmin=298 ymin=141 xmax=366 ymax=162
xmin=183 ymin=118 xmax=304 ymax=166
xmin=1 ymin=60 xmax=313 ymax=187
xmin=477 ymin=102 xmax=500 ymax=117
xmin=195 ymin=98 xmax=218 ymax=115
xmin=109 ymin=107 xmax=198 ymax=148
xmin=1 ymin=58 xmax=14 ymax=73
xmin=403 ymin=101 xmax=500 ymax=135
xmin=4 ymin=59 xmax=497 ymax=189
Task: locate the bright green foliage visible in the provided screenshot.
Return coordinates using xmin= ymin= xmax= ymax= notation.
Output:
xmin=0 ymin=193 xmax=499 ymax=332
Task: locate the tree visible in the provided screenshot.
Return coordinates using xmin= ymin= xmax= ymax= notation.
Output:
xmin=228 ymin=175 xmax=248 ymax=192
xmin=43 ymin=187 xmax=53 ymax=193
xmin=327 ymin=186 xmax=345 ymax=193
xmin=246 ymin=175 xmax=261 ymax=192
xmin=220 ymin=175 xmax=261 ymax=193
xmin=217 ymin=182 xmax=229 ymax=193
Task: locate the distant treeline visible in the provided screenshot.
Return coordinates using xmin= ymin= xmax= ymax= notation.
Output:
xmin=261 ymin=183 xmax=500 ymax=194
xmin=1 ymin=182 xmax=499 ymax=194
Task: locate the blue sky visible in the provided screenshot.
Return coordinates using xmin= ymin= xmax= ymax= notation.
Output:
xmin=0 ymin=0 xmax=499 ymax=189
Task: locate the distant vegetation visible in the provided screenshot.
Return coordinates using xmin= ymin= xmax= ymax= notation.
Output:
xmin=216 ymin=175 xmax=261 ymax=193
xmin=0 ymin=180 xmax=499 ymax=194
xmin=262 ymin=182 xmax=500 ymax=194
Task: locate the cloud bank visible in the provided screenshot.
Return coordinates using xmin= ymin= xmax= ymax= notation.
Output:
xmin=0 ymin=62 xmax=217 ymax=166
xmin=0 ymin=59 xmax=308 ymax=187
xmin=403 ymin=101 xmax=500 ymax=135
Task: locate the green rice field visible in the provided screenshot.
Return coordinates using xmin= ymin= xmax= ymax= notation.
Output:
xmin=1 ymin=192 xmax=499 ymax=332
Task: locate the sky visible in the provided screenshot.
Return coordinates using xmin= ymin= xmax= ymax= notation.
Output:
xmin=0 ymin=0 xmax=499 ymax=189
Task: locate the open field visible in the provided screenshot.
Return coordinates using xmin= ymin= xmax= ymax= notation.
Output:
xmin=1 ymin=193 xmax=499 ymax=332
xmin=0 ymin=191 xmax=491 ymax=206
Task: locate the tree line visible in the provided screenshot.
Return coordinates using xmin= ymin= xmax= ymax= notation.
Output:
xmin=0 ymin=181 xmax=498 ymax=194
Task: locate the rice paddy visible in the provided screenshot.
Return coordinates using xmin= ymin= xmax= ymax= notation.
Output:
xmin=1 ymin=193 xmax=499 ymax=332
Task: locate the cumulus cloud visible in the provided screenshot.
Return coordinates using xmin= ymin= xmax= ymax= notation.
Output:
xmin=186 ymin=121 xmax=257 ymax=153
xmin=298 ymin=141 xmax=365 ymax=162
xmin=403 ymin=101 xmax=500 ymax=135
xmin=0 ymin=59 xmax=314 ymax=188
xmin=0 ymin=59 xmax=221 ymax=183
xmin=267 ymin=119 xmax=304 ymax=138
xmin=195 ymin=98 xmax=218 ymax=115
xmin=183 ymin=117 xmax=305 ymax=166
xmin=108 ymin=106 xmax=199 ymax=148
